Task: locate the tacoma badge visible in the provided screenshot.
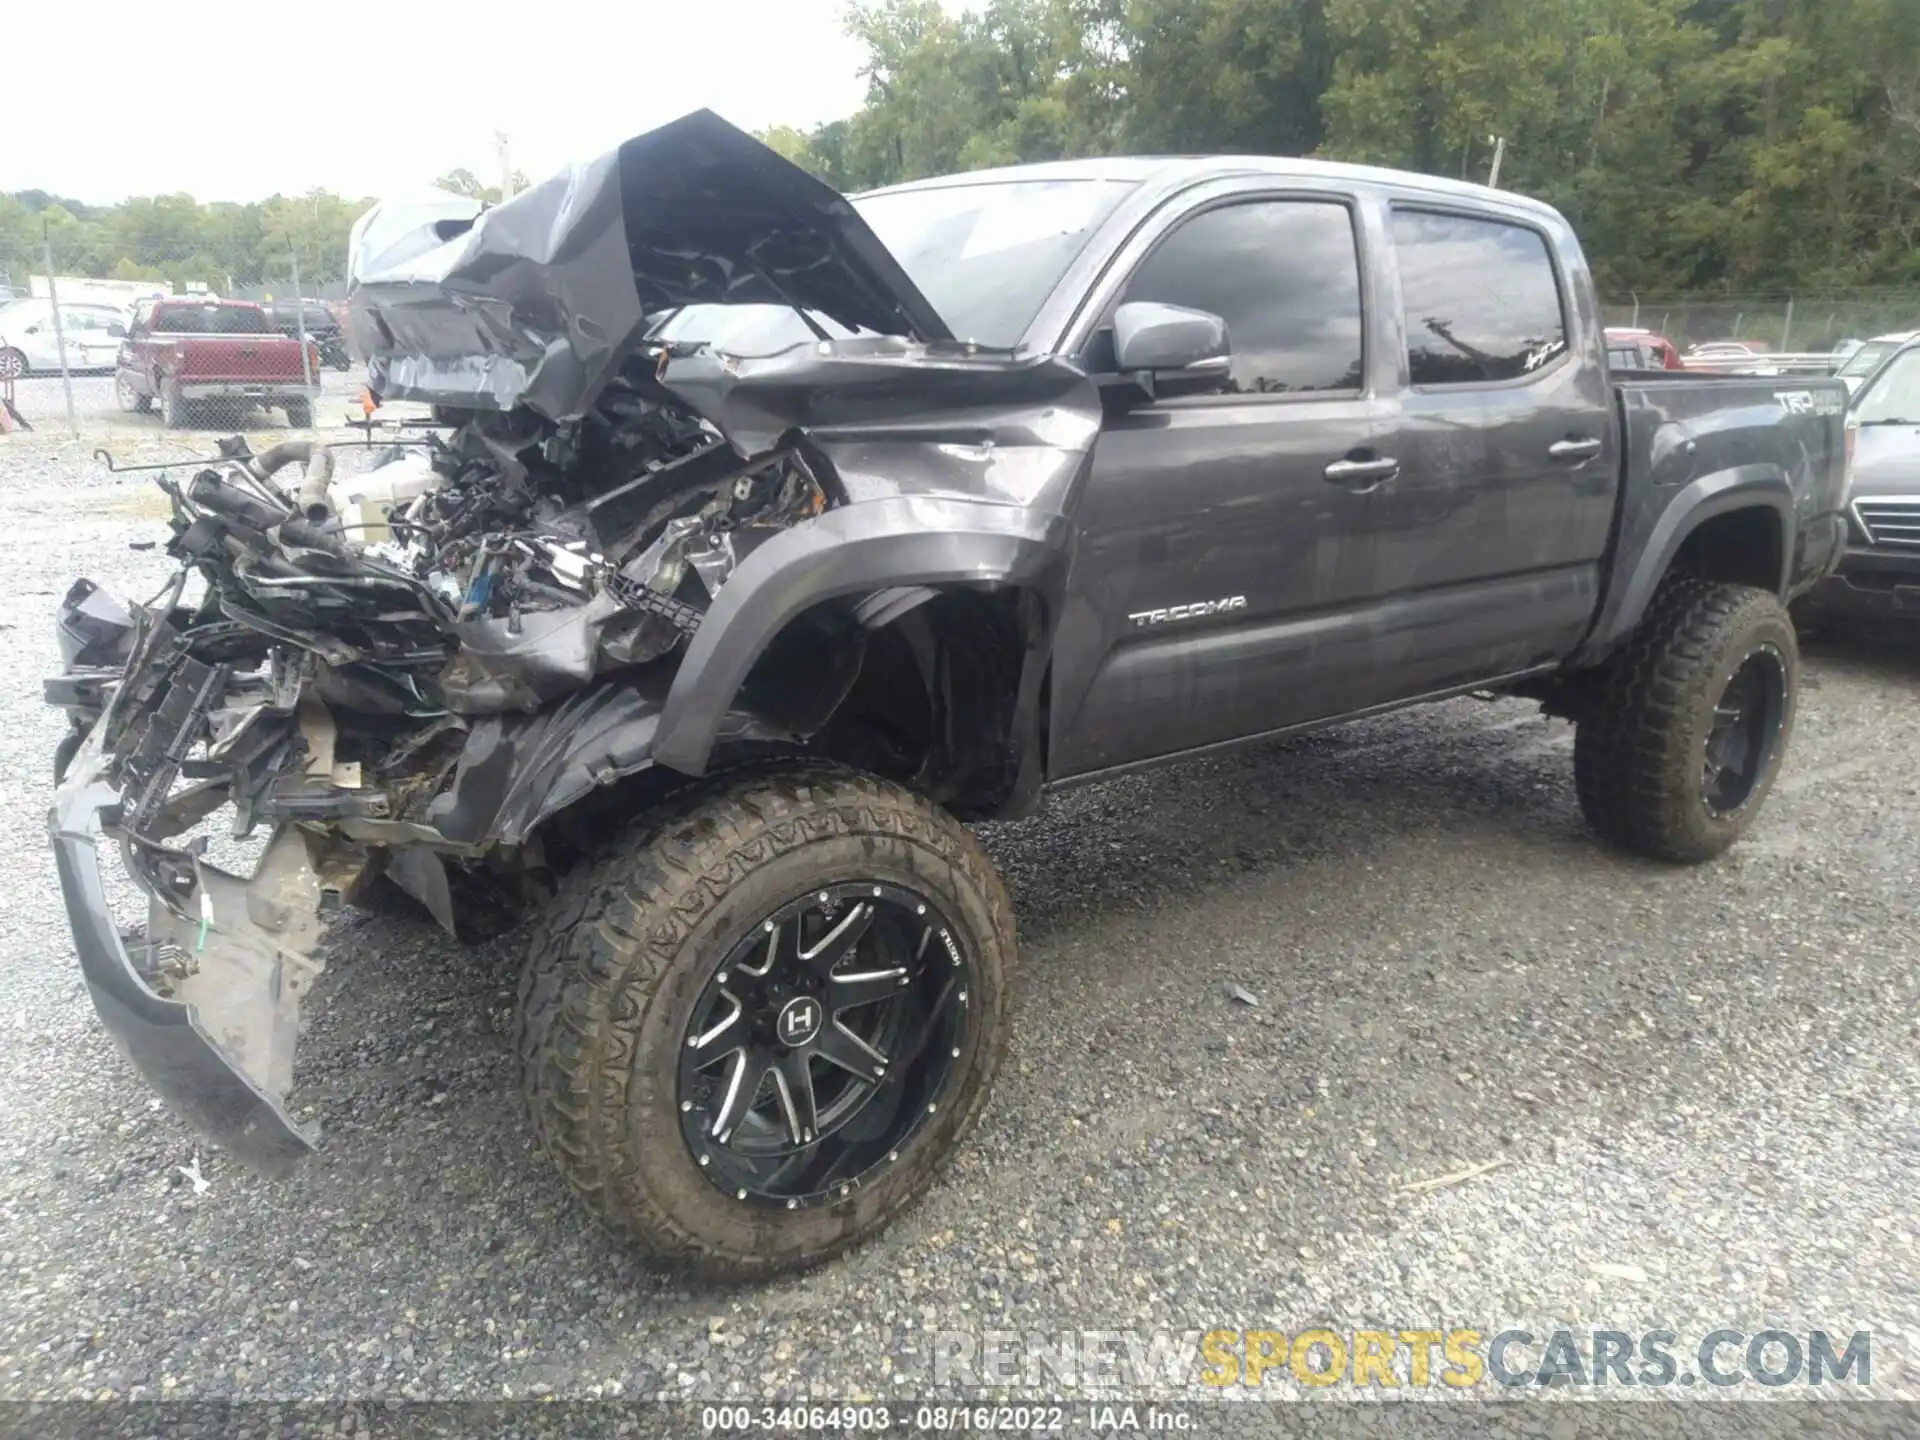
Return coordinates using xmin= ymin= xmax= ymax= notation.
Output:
xmin=1127 ymin=596 xmax=1248 ymax=628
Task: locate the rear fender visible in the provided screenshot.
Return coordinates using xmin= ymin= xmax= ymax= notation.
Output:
xmin=1578 ymin=466 xmax=1793 ymax=663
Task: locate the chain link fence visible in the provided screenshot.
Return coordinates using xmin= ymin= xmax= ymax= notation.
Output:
xmin=1599 ymin=291 xmax=1920 ymax=355
xmin=0 ymin=222 xmax=365 ymax=436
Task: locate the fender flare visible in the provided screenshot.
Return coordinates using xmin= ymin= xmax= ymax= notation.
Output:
xmin=652 ymin=496 xmax=1073 ymax=776
xmin=1579 ymin=465 xmax=1794 ymax=664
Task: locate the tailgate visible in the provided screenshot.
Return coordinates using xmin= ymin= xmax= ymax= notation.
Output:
xmin=170 ymin=335 xmax=310 ymax=383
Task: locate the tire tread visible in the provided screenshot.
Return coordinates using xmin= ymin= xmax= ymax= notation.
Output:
xmin=513 ymin=760 xmax=1014 ymax=1277
xmin=1574 ymin=578 xmax=1795 ymax=863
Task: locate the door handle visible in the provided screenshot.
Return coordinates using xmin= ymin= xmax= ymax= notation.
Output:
xmin=1548 ymin=437 xmax=1604 ymax=462
xmin=1323 ymin=455 xmax=1400 ymax=487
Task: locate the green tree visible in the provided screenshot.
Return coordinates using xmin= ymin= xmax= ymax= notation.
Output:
xmin=433 ymin=168 xmax=531 ymax=204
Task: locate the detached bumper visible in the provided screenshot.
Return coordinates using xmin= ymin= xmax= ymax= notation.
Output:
xmin=50 ymin=740 xmax=320 ymax=1173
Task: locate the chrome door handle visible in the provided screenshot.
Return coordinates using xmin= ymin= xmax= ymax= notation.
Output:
xmin=1323 ymin=456 xmax=1400 ymax=486
xmin=1548 ymin=437 xmax=1604 ymax=462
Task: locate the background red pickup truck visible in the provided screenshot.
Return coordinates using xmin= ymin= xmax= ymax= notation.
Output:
xmin=115 ymin=298 xmax=321 ymax=429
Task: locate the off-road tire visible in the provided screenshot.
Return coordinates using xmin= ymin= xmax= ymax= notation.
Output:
xmin=1574 ymin=578 xmax=1797 ymax=863
xmin=515 ymin=762 xmax=1016 ymax=1278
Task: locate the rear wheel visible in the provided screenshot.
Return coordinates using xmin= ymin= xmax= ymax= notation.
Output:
xmin=516 ymin=763 xmax=1015 ymax=1278
xmin=1574 ymin=578 xmax=1797 ymax=863
xmin=160 ymin=383 xmax=192 ymax=429
xmin=284 ymin=399 xmax=313 ymax=429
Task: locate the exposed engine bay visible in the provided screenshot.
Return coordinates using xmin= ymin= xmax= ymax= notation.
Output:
xmin=68 ymin=350 xmax=845 ymax=920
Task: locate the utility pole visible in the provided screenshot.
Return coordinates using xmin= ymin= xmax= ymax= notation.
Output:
xmin=1486 ymin=135 xmax=1507 ymax=189
xmin=495 ymin=131 xmax=516 ymax=201
xmin=289 ymin=237 xmax=313 ymax=396
xmin=41 ymin=220 xmax=77 ymax=437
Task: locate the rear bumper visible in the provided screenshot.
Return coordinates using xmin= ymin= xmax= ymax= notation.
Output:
xmin=174 ymin=380 xmax=321 ymax=401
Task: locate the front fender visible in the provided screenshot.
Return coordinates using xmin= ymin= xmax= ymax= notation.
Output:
xmin=652 ymin=496 xmax=1073 ymax=776
xmin=425 ymin=676 xmax=795 ymax=847
xmin=1579 ymin=466 xmax=1794 ymax=664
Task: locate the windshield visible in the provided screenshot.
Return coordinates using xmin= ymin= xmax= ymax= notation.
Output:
xmin=1851 ymin=347 xmax=1920 ymax=424
xmin=651 ymin=178 xmax=1134 ymax=355
xmin=1839 ymin=339 xmax=1901 ymax=380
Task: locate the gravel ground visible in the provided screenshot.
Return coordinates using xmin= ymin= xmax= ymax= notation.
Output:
xmin=1 ymin=434 xmax=1917 ymax=1425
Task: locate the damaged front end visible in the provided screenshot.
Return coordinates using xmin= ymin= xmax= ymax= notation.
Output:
xmin=47 ymin=108 xmax=1101 ymax=1172
xmin=47 ymin=385 xmax=828 ymax=1166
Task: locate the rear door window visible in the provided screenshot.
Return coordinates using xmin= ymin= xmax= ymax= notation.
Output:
xmin=1391 ymin=210 xmax=1567 ymax=385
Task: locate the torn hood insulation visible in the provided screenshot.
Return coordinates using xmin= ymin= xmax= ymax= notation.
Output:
xmin=347 ymin=109 xmax=955 ymax=420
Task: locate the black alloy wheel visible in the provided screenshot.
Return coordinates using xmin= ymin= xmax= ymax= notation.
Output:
xmin=677 ymin=881 xmax=972 ymax=1209
xmin=517 ymin=763 xmax=1016 ymax=1276
xmin=1702 ymin=644 xmax=1787 ymax=816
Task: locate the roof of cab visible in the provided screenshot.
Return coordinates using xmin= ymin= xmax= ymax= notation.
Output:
xmin=857 ymin=154 xmax=1562 ymax=221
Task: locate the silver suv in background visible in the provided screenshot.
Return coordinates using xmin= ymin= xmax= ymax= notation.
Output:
xmin=1835 ymin=330 xmax=1920 ymax=394
xmin=1809 ymin=337 xmax=1920 ymax=622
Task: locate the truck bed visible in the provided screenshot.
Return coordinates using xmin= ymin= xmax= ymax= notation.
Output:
xmin=1584 ymin=371 xmax=1850 ymax=658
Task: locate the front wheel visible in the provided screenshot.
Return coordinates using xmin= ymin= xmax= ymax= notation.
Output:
xmin=1574 ymin=578 xmax=1797 ymax=863
xmin=114 ymin=372 xmax=151 ymax=413
xmin=0 ymin=348 xmax=26 ymax=380
xmin=516 ymin=764 xmax=1016 ymax=1278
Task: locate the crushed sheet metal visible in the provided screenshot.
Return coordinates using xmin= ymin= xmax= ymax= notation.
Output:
xmin=348 ymin=109 xmax=953 ymax=420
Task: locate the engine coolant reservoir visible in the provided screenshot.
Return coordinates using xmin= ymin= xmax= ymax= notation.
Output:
xmin=325 ymin=450 xmax=441 ymax=543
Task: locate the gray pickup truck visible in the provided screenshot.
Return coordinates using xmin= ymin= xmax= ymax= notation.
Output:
xmin=47 ymin=111 xmax=1848 ymax=1279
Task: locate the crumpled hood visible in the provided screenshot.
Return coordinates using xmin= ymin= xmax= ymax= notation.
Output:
xmin=347 ymin=109 xmax=952 ymax=421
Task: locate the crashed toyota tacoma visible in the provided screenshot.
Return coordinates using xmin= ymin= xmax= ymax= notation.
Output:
xmin=47 ymin=111 xmax=1849 ymax=1278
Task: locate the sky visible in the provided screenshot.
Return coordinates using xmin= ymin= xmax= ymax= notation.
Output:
xmin=1 ymin=0 xmax=880 ymax=203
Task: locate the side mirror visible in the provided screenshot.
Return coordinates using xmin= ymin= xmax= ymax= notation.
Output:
xmin=1112 ymin=301 xmax=1231 ymax=398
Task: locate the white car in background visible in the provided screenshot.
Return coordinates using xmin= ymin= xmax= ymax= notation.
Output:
xmin=1835 ymin=330 xmax=1919 ymax=394
xmin=0 ymin=299 xmax=132 ymax=378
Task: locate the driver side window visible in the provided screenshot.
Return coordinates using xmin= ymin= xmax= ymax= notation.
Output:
xmin=1103 ymin=199 xmax=1365 ymax=396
